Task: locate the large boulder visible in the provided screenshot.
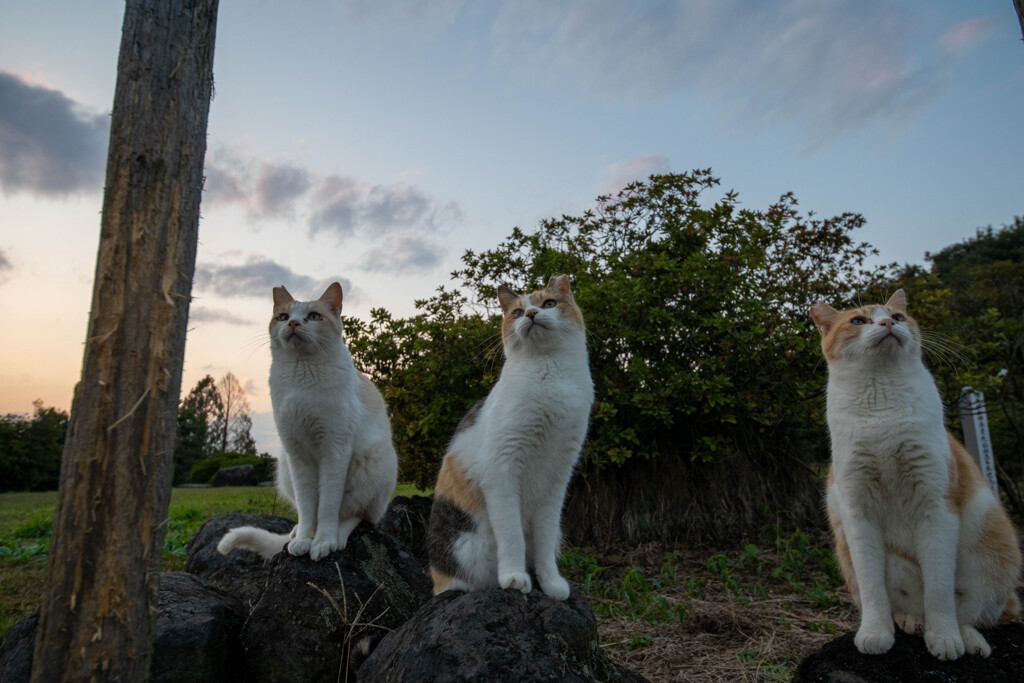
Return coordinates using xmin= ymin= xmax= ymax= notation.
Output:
xmin=150 ymin=572 xmax=247 ymax=683
xmin=377 ymin=494 xmax=432 ymax=568
xmin=238 ymin=521 xmax=433 ymax=683
xmin=0 ymin=574 xmax=246 ymax=683
xmin=212 ymin=464 xmax=257 ymax=487
xmin=0 ymin=608 xmax=36 ymax=683
xmin=359 ymin=587 xmax=647 ymax=683
xmin=794 ymin=623 xmax=1024 ymax=682
xmin=184 ymin=512 xmax=295 ymax=607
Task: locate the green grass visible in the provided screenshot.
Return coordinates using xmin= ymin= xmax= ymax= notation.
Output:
xmin=0 ymin=484 xmax=428 ymax=641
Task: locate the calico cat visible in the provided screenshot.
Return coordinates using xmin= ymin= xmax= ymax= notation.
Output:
xmin=810 ymin=290 xmax=1021 ymax=660
xmin=427 ymin=274 xmax=594 ymax=600
xmin=218 ymin=282 xmax=398 ymax=562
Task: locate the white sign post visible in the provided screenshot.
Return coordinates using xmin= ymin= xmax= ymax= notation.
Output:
xmin=960 ymin=388 xmax=998 ymax=494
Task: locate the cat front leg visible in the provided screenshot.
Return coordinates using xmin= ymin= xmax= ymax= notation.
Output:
xmin=841 ymin=504 xmax=895 ymax=655
xmin=309 ymin=448 xmax=350 ymax=561
xmin=483 ymin=475 xmax=531 ymax=593
xmin=287 ymin=457 xmax=319 ymax=556
xmin=530 ymin=475 xmax=572 ymax=600
xmin=915 ymin=509 xmax=964 ymax=660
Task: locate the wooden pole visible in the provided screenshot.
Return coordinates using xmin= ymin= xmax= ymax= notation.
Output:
xmin=1015 ymin=0 xmax=1024 ymax=43
xmin=31 ymin=1 xmax=218 ymax=680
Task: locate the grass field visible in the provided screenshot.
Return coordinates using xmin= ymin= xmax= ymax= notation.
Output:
xmin=0 ymin=486 xmax=854 ymax=681
xmin=0 ymin=485 xmax=425 ymax=640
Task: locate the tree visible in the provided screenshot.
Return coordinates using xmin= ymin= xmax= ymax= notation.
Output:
xmin=212 ymin=372 xmax=254 ymax=454
xmin=0 ymin=401 xmax=69 ymax=492
xmin=173 ymin=375 xmax=222 ymax=484
xmin=31 ymin=2 xmax=218 ymax=681
xmin=173 ymin=373 xmax=256 ymax=483
xmin=347 ymin=171 xmax=880 ymax=543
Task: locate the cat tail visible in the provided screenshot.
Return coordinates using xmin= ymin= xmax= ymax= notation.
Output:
xmin=216 ymin=525 xmax=292 ymax=559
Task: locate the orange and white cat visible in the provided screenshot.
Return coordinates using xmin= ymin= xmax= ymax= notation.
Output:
xmin=427 ymin=275 xmax=594 ymax=600
xmin=811 ymin=290 xmax=1020 ymax=660
xmin=218 ymin=283 xmax=398 ymax=562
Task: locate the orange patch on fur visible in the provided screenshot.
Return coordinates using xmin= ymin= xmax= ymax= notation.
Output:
xmin=434 ymin=454 xmax=483 ymax=514
xmin=430 ymin=567 xmax=455 ymax=595
xmin=946 ymin=432 xmax=992 ymax=513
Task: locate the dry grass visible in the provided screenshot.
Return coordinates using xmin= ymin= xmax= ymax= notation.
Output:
xmin=562 ymin=533 xmax=857 ymax=682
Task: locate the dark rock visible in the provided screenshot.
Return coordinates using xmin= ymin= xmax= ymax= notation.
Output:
xmin=239 ymin=521 xmax=433 ymax=683
xmin=794 ymin=623 xmax=1024 ymax=682
xmin=0 ymin=608 xmax=37 ymax=683
xmin=184 ymin=513 xmax=295 ymax=608
xmin=212 ymin=464 xmax=257 ymax=487
xmin=0 ymin=575 xmax=247 ymax=683
xmin=358 ymin=587 xmax=647 ymax=683
xmin=151 ymin=572 xmax=247 ymax=683
xmin=378 ymin=494 xmax=432 ymax=567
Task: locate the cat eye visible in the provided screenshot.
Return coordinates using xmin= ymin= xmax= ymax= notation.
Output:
xmin=277 ymin=313 xmax=289 ymax=321
xmin=307 ymin=312 xmax=323 ymax=322
xmin=850 ymin=317 xmax=866 ymax=325
xmin=512 ymin=309 xmax=524 ymax=318
xmin=543 ymin=299 xmax=557 ymax=309
xmin=891 ymin=313 xmax=905 ymax=322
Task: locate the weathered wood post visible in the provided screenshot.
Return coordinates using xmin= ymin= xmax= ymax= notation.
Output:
xmin=960 ymin=387 xmax=999 ymax=494
xmin=31 ymin=1 xmax=219 ymax=681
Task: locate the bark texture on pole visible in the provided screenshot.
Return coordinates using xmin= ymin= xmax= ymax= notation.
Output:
xmin=1015 ymin=0 xmax=1024 ymax=43
xmin=31 ymin=1 xmax=218 ymax=681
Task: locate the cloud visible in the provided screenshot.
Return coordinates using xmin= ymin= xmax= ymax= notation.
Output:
xmin=309 ymin=175 xmax=462 ymax=243
xmin=193 ymin=255 xmax=354 ymax=302
xmin=490 ymin=0 xmax=943 ymax=140
xmin=599 ymin=155 xmax=671 ymax=195
xmin=203 ymin=147 xmax=251 ymax=205
xmin=0 ymin=71 xmax=108 ymax=196
xmin=939 ymin=17 xmax=997 ymax=54
xmin=253 ymin=162 xmax=312 ymax=219
xmin=360 ymin=233 xmax=447 ymax=274
xmin=187 ymin=307 xmax=253 ymax=326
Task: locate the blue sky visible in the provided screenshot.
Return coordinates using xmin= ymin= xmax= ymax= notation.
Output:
xmin=1 ymin=1 xmax=1022 ymax=455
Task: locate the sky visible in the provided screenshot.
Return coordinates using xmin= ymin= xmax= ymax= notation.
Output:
xmin=1 ymin=1 xmax=1022 ymax=456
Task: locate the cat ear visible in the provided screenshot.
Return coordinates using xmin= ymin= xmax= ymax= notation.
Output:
xmin=273 ymin=286 xmax=294 ymax=307
xmin=885 ymin=289 xmax=907 ymax=313
xmin=810 ymin=302 xmax=840 ymax=336
xmin=547 ymin=274 xmax=572 ymax=296
xmin=320 ymin=282 xmax=344 ymax=316
xmin=497 ymin=285 xmax=520 ymax=313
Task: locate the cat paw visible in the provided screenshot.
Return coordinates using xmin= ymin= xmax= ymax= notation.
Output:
xmin=854 ymin=627 xmax=895 ymax=655
xmin=499 ymin=571 xmax=532 ymax=594
xmin=287 ymin=536 xmax=312 ymax=556
xmin=309 ymin=536 xmax=338 ymax=561
xmin=540 ymin=576 xmax=571 ymax=601
xmin=894 ymin=611 xmax=924 ymax=636
xmin=960 ymin=625 xmax=991 ymax=658
xmin=924 ymin=629 xmax=965 ymax=661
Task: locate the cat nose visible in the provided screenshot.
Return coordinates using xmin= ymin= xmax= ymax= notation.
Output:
xmin=525 ymin=309 xmax=538 ymax=319
xmin=878 ymin=318 xmax=894 ymax=329
xmin=288 ymin=320 xmax=301 ymax=329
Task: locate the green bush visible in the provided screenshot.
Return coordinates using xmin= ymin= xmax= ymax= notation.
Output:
xmin=347 ymin=170 xmax=879 ymax=542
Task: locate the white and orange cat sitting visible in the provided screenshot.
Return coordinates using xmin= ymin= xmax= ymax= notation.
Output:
xmin=218 ymin=283 xmax=398 ymax=562
xmin=811 ymin=290 xmax=1021 ymax=661
xmin=427 ymin=275 xmax=594 ymax=600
